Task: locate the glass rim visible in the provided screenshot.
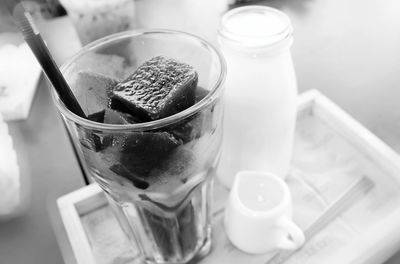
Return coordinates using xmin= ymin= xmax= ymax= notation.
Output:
xmin=54 ymin=29 xmax=226 ymax=132
xmin=218 ymin=6 xmax=293 ymax=48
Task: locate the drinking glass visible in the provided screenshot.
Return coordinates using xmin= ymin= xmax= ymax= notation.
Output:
xmin=53 ymin=30 xmax=226 ymax=264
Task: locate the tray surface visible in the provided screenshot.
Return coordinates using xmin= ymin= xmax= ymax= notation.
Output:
xmin=58 ymin=91 xmax=400 ymax=264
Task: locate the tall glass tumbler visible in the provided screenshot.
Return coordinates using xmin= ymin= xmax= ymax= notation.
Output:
xmin=53 ymin=30 xmax=226 ymax=264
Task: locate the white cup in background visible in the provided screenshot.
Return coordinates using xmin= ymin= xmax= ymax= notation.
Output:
xmin=59 ymin=0 xmax=135 ymax=45
xmin=224 ymin=171 xmax=305 ymax=254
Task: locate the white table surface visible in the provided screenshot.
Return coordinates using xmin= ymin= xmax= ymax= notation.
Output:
xmin=1 ymin=0 xmax=400 ymax=263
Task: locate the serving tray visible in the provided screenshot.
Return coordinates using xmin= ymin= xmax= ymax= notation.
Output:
xmin=57 ymin=90 xmax=400 ymax=264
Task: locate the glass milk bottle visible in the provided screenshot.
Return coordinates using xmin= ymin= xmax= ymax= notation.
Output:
xmin=217 ymin=6 xmax=298 ymax=188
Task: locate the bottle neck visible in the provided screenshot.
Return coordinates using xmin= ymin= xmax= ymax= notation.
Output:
xmin=218 ymin=6 xmax=294 ymax=56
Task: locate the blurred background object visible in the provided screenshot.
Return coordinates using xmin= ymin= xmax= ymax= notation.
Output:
xmin=0 ymin=113 xmax=27 ymax=221
xmin=20 ymin=0 xmax=66 ymax=18
xmin=0 ymin=1 xmax=17 ymax=32
xmin=58 ymin=0 xmax=136 ymax=45
xmin=1 ymin=0 xmax=400 ymax=263
xmin=0 ymin=42 xmax=41 ymax=121
xmin=135 ymin=0 xmax=229 ymax=44
xmin=0 ymin=0 xmax=66 ymax=21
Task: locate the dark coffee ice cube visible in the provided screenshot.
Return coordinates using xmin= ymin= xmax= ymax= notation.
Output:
xmin=75 ymin=110 xmax=106 ymax=152
xmin=111 ymin=131 xmax=181 ymax=177
xmin=74 ymin=71 xmax=119 ymax=115
xmin=167 ymin=86 xmax=210 ymax=143
xmin=87 ymin=108 xmax=140 ymax=125
xmin=79 ymin=109 xmax=138 ymax=152
xmin=111 ymin=56 xmax=198 ymax=121
xmin=194 ymin=86 xmax=209 ymax=103
xmin=109 ymin=163 xmax=149 ymax=189
xmin=79 ymin=110 xmax=109 ymax=152
xmin=73 ymin=53 xmax=127 ymax=80
xmin=103 ymin=109 xmax=141 ymax=124
xmin=168 ymin=117 xmax=201 ymax=144
xmin=79 ymin=108 xmax=136 ymax=152
xmin=76 ymin=125 xmax=104 ymax=152
xmin=169 ymin=111 xmax=213 ymax=144
xmin=87 ymin=110 xmax=106 ymax=122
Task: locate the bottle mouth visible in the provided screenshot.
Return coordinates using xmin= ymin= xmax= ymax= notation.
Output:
xmin=219 ymin=6 xmax=293 ymax=49
xmin=54 ymin=29 xmax=226 ymax=132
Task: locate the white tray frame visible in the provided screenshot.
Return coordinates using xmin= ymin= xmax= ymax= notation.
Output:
xmin=297 ymin=90 xmax=400 ymax=264
xmin=58 ymin=183 xmax=105 ymax=264
xmin=57 ymin=89 xmax=400 ymax=264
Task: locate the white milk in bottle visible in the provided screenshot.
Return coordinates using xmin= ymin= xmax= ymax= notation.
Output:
xmin=217 ymin=6 xmax=298 ymax=188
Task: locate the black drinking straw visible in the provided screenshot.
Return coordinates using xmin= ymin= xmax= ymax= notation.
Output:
xmin=7 ymin=0 xmax=91 ymax=185
xmin=6 ymin=0 xmax=86 ymax=118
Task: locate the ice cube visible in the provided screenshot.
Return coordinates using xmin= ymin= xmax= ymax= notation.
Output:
xmin=109 ymin=163 xmax=149 ymax=190
xmin=74 ymin=71 xmax=119 ymax=115
xmin=76 ymin=126 xmax=104 ymax=152
xmin=87 ymin=110 xmax=106 ymax=122
xmin=73 ymin=53 xmax=127 ymax=80
xmin=110 ymin=131 xmax=181 ymax=177
xmin=103 ymin=109 xmax=140 ymax=125
xmin=168 ymin=107 xmax=214 ymax=143
xmin=110 ymin=56 xmax=198 ymax=121
xmin=81 ymin=109 xmax=141 ymax=153
xmin=194 ymin=86 xmax=209 ymax=103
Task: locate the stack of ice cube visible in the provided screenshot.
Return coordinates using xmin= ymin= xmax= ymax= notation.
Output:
xmin=0 ymin=113 xmax=21 ymax=219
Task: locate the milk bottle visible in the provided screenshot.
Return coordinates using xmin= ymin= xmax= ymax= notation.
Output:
xmin=217 ymin=6 xmax=298 ymax=187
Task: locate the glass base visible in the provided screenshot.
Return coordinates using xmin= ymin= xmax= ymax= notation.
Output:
xmin=106 ymin=176 xmax=215 ymax=264
xmin=187 ymin=233 xmax=213 ymax=263
xmin=143 ymin=231 xmax=212 ymax=264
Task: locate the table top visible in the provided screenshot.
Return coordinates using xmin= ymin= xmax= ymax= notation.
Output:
xmin=1 ymin=0 xmax=400 ymax=263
